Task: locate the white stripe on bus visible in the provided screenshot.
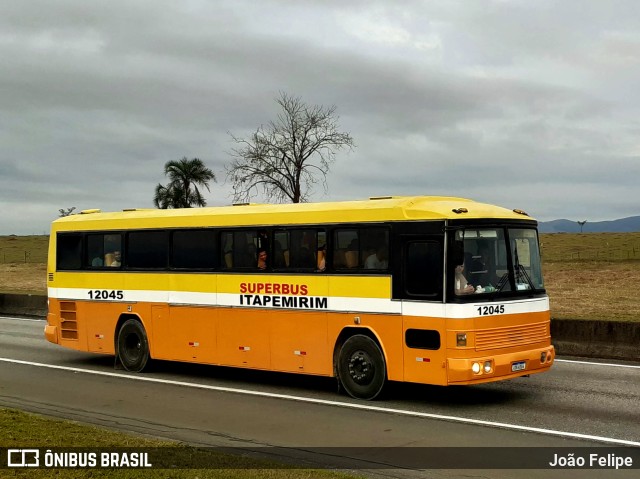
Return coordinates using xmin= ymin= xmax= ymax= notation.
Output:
xmin=48 ymin=288 xmax=549 ymax=318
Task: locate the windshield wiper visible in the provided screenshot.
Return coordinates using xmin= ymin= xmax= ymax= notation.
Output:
xmin=515 ymin=263 xmax=536 ymax=290
xmin=514 ymin=245 xmax=536 ymax=291
xmin=495 ymin=272 xmax=509 ymax=293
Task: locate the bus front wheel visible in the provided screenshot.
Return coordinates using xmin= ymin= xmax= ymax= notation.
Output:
xmin=117 ymin=319 xmax=150 ymax=372
xmin=338 ymin=335 xmax=386 ymax=400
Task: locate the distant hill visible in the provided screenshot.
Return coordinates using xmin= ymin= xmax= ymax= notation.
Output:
xmin=539 ymin=216 xmax=640 ymax=233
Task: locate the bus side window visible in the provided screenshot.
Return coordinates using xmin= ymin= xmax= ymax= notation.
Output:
xmin=362 ymin=228 xmax=389 ymax=270
xmin=333 ymin=228 xmax=389 ymax=271
xmin=86 ymin=233 xmax=122 ymax=269
xmin=334 ymin=229 xmax=358 ymax=269
xmin=273 ymin=231 xmax=289 ymax=269
xmin=221 ymin=231 xmax=259 ymax=269
xmin=234 ymin=231 xmax=257 ymax=268
xmin=127 ymin=231 xmax=168 ymax=269
xmin=317 ymin=231 xmax=327 ymax=271
xmin=289 ymin=230 xmax=317 ymax=269
xmin=238 ymin=233 xmax=253 ymax=268
xmin=57 ymin=234 xmax=83 ymax=270
xmin=171 ymin=229 xmax=217 ymax=269
xmin=221 ymin=232 xmax=233 ymax=268
xmin=405 ymin=241 xmax=441 ymax=297
xmin=273 ymin=229 xmax=324 ymax=271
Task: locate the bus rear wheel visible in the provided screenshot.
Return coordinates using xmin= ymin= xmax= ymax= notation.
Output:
xmin=117 ymin=319 xmax=150 ymax=372
xmin=338 ymin=334 xmax=386 ymax=400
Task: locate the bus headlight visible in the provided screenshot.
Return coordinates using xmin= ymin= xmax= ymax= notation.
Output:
xmin=483 ymin=361 xmax=493 ymax=373
xmin=541 ymin=352 xmax=547 ymax=363
xmin=471 ymin=362 xmax=481 ymax=374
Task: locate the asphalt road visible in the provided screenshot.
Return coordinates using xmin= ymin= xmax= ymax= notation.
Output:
xmin=1 ymin=315 xmax=639 ymax=479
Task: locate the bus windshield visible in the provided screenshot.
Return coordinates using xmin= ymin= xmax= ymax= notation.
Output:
xmin=451 ymin=226 xmax=544 ymax=297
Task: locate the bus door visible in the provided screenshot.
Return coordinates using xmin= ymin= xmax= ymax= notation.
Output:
xmin=397 ymin=235 xmax=448 ymax=386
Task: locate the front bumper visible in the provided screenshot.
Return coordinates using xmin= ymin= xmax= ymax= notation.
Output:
xmin=447 ymin=345 xmax=554 ymax=384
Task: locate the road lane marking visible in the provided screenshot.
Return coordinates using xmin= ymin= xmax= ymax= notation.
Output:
xmin=555 ymin=359 xmax=640 ymax=370
xmin=1 ymin=357 xmax=639 ymax=448
xmin=0 ymin=316 xmax=45 ymax=322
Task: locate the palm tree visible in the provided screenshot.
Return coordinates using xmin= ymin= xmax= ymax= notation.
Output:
xmin=154 ymin=157 xmax=216 ymax=209
xmin=577 ymin=220 xmax=587 ymax=233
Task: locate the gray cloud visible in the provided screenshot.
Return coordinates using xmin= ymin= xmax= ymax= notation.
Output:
xmin=1 ymin=0 xmax=640 ymax=234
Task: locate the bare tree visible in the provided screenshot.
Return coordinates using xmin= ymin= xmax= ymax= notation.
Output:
xmin=227 ymin=92 xmax=354 ymax=203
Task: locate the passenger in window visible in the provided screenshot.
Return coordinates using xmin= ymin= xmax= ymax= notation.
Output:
xmin=345 ymin=239 xmax=359 ymax=268
xmin=317 ymin=244 xmax=326 ymax=271
xmin=91 ymin=256 xmax=104 ymax=267
xmin=364 ymin=248 xmax=388 ymax=269
xmin=104 ymin=251 xmax=121 ymax=267
xmin=454 ymin=263 xmax=475 ymax=295
xmin=257 ymin=250 xmax=267 ymax=270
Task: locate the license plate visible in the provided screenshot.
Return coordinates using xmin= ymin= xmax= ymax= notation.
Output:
xmin=511 ymin=361 xmax=526 ymax=372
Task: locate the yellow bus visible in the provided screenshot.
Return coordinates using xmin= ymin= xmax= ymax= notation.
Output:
xmin=45 ymin=196 xmax=554 ymax=399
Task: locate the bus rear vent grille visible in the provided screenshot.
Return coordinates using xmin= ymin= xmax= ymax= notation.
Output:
xmin=48 ymin=273 xmax=54 ymax=282
xmin=475 ymin=323 xmax=548 ymax=351
xmin=59 ymin=301 xmax=78 ymax=340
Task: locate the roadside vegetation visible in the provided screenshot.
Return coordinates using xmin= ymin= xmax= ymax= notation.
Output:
xmin=1 ymin=233 xmax=640 ymax=321
xmin=0 ymin=408 xmax=360 ymax=479
xmin=539 ymin=232 xmax=640 ymax=321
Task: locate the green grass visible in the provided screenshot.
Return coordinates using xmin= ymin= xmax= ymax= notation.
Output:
xmin=0 ymin=408 xmax=361 ymax=479
xmin=0 ymin=235 xmax=48 ymax=264
xmin=539 ymin=232 xmax=640 ymax=262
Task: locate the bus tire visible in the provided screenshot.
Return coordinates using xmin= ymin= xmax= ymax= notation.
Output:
xmin=338 ymin=334 xmax=386 ymax=400
xmin=117 ymin=319 xmax=150 ymax=372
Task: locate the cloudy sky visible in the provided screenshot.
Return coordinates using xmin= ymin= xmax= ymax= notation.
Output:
xmin=2 ymin=0 xmax=640 ymax=234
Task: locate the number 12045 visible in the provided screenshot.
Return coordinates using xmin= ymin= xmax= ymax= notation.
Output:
xmin=477 ymin=304 xmax=505 ymax=316
xmin=88 ymin=290 xmax=124 ymax=300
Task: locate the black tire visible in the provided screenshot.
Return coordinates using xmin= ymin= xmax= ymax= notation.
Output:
xmin=117 ymin=319 xmax=150 ymax=372
xmin=337 ymin=334 xmax=387 ymax=400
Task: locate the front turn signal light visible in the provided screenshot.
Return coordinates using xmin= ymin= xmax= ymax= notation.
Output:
xmin=483 ymin=360 xmax=493 ymax=373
